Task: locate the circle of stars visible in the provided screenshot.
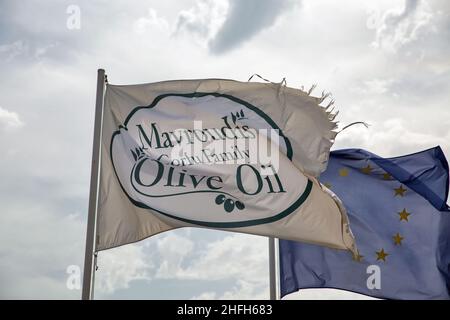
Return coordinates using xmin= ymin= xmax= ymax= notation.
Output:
xmin=337 ymin=162 xmax=413 ymax=264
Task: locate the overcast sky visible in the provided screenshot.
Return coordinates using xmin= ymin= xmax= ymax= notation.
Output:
xmin=0 ymin=0 xmax=449 ymax=299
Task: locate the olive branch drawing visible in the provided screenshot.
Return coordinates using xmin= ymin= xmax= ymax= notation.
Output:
xmin=130 ymin=147 xmax=146 ymax=161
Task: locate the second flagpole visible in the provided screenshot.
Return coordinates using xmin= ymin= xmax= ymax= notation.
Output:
xmin=268 ymin=236 xmax=278 ymax=300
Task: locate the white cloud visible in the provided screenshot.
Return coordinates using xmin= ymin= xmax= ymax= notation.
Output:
xmin=218 ymin=280 xmax=268 ymax=300
xmin=0 ymin=40 xmax=59 ymax=62
xmin=335 ymin=117 xmax=450 ymax=157
xmin=175 ymin=234 xmax=268 ymax=282
xmin=360 ymin=78 xmax=395 ymax=95
xmin=371 ymin=0 xmax=434 ymax=53
xmin=154 ymin=232 xmax=269 ymax=299
xmin=155 ymin=233 xmax=194 ymax=279
xmin=34 ymin=42 xmax=58 ymax=59
xmin=191 ymin=291 xmax=217 ymax=300
xmin=174 ymin=0 xmax=229 ymax=45
xmin=133 ymin=8 xmax=169 ymax=34
xmin=0 ymin=40 xmax=28 ymax=61
xmin=96 ymin=244 xmax=152 ymax=295
xmin=93 ymin=231 xmax=269 ymax=298
xmin=0 ymin=106 xmax=24 ymax=131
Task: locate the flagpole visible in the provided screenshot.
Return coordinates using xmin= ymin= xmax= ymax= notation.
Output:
xmin=268 ymin=237 xmax=277 ymax=300
xmin=82 ymin=68 xmax=106 ymax=300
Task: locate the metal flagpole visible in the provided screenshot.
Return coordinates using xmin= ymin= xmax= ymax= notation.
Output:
xmin=82 ymin=69 xmax=106 ymax=300
xmin=268 ymin=237 xmax=277 ymax=300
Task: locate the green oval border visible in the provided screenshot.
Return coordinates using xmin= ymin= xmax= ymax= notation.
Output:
xmin=110 ymin=92 xmax=312 ymax=228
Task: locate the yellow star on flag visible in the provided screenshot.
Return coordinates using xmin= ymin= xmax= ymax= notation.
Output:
xmin=393 ymin=233 xmax=404 ymax=245
xmin=376 ymin=248 xmax=389 ymax=262
xmin=398 ymin=208 xmax=411 ymax=221
xmin=353 ymin=254 xmax=364 ymax=262
xmin=361 ymin=165 xmax=372 ymax=174
xmin=339 ymin=168 xmax=349 ymax=177
xmin=394 ymin=185 xmax=407 ymax=197
xmin=382 ymin=173 xmax=392 ymax=180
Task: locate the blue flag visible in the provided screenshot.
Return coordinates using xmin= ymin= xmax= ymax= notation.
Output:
xmin=279 ymin=147 xmax=450 ymax=299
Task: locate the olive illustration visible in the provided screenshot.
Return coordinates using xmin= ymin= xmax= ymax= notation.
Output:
xmin=215 ymin=194 xmax=226 ymax=205
xmin=235 ymin=201 xmax=245 ymax=210
xmin=224 ymin=199 xmax=235 ymax=212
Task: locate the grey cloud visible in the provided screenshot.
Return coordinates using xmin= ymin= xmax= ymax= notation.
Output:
xmin=371 ymin=0 xmax=449 ymax=56
xmin=365 ymin=0 xmax=450 ymax=103
xmin=175 ymin=9 xmax=211 ymax=38
xmin=0 ymin=1 xmax=81 ymax=63
xmin=209 ymin=0 xmax=296 ymax=54
xmin=0 ymin=171 xmax=86 ymax=299
xmin=173 ymin=0 xmax=228 ymax=42
xmin=387 ymin=0 xmax=419 ymax=23
xmin=0 ymin=0 xmax=154 ymax=64
xmin=372 ymin=0 xmax=421 ymax=51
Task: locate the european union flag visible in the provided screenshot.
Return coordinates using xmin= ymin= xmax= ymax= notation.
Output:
xmin=279 ymin=147 xmax=450 ymax=299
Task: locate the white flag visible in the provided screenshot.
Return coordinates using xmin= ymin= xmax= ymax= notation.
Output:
xmin=97 ymin=79 xmax=356 ymax=255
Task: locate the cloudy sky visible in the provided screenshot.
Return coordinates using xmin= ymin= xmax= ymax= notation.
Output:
xmin=0 ymin=0 xmax=449 ymax=299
